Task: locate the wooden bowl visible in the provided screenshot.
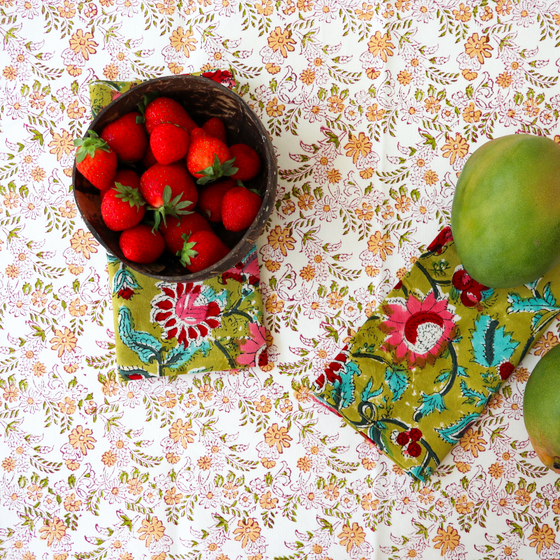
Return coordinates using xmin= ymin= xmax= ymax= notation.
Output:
xmin=73 ymin=74 xmax=277 ymax=282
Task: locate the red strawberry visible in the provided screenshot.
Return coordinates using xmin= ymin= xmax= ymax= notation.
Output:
xmin=197 ymin=178 xmax=236 ymax=222
xmin=140 ymin=162 xmax=198 ymax=229
xmin=114 ymin=168 xmax=141 ymax=190
xmin=186 ymin=128 xmax=236 ymax=184
xmin=142 ymin=143 xmax=158 ymax=169
xmin=74 ymin=130 xmax=118 ymax=190
xmin=160 ymin=212 xmax=214 ymax=255
xmin=202 ymin=117 xmax=227 ymax=144
xmin=140 ymin=96 xmax=198 ymax=135
xmin=150 ymin=123 xmax=190 ymax=165
xmin=101 ymin=181 xmax=146 ymax=231
xmin=229 ymin=143 xmax=261 ymax=181
xmin=178 ymin=230 xmax=230 ymax=273
xmin=119 ymin=223 xmax=165 ymax=264
xmin=222 ymin=186 xmax=262 ymax=232
xmin=100 ymin=111 xmax=148 ymax=162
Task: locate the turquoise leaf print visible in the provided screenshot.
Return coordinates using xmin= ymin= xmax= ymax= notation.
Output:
xmin=334 ymin=361 xmax=360 ymax=409
xmin=436 ymin=412 xmax=479 ymax=444
xmin=118 ymin=307 xmax=162 ymax=365
xmin=460 ymin=380 xmax=488 ymax=407
xmin=413 ymin=392 xmax=446 ymax=422
xmin=507 ymin=281 xmax=557 ymax=314
xmin=470 ymin=315 xmax=519 ymax=368
xmin=384 ymin=365 xmax=408 ymax=402
xmin=360 ymin=377 xmax=383 ymax=402
xmin=164 ymin=339 xmax=211 ymax=370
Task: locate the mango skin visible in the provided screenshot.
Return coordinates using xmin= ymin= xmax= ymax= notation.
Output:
xmin=524 ymin=343 xmax=560 ymax=474
xmin=451 ymin=134 xmax=560 ymax=289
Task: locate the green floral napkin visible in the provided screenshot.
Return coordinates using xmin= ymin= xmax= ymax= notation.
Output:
xmin=313 ymin=226 xmax=560 ymax=481
xmin=88 ymin=74 xmax=267 ymax=381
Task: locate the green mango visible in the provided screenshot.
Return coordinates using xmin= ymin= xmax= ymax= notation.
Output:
xmin=524 ymin=343 xmax=560 ymax=474
xmin=451 ymin=134 xmax=560 ymax=289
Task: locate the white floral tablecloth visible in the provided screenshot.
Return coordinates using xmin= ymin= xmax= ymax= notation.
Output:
xmin=2 ymin=1 xmax=560 ymax=559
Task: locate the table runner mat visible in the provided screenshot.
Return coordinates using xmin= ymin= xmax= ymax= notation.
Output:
xmin=313 ymin=226 xmax=560 ymax=481
xmin=88 ymin=73 xmax=268 ymax=380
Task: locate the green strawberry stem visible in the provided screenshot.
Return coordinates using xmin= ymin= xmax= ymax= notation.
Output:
xmin=114 ymin=182 xmax=145 ymax=209
xmin=177 ymin=234 xmax=198 ymax=267
xmin=73 ymin=130 xmax=111 ymax=163
xmin=149 ymin=185 xmax=192 ymax=231
xmin=196 ymin=154 xmax=238 ymax=186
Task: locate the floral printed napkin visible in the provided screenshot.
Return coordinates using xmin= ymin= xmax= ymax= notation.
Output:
xmin=88 ymin=74 xmax=267 ymax=380
xmin=313 ymin=226 xmax=560 ymax=481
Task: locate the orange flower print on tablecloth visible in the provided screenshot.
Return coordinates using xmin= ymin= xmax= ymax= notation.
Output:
xmin=233 ymin=518 xmax=261 ymax=548
xmin=441 ymin=133 xmax=469 ymax=165
xmin=169 ymin=419 xmax=195 ymax=449
xmin=464 ymin=33 xmax=493 ymax=64
xmin=39 ymin=517 xmax=67 ymax=547
xmin=433 ymin=525 xmax=460 ymax=556
xmin=379 ymin=291 xmax=457 ymax=369
xmin=137 ymin=516 xmax=166 ymax=548
xmin=368 ymin=30 xmax=394 ymax=62
xmin=459 ymin=427 xmax=486 ymax=458
xmin=50 ymin=327 xmax=77 ymax=357
xmin=528 ymin=524 xmax=556 ymax=554
xmin=170 ymin=27 xmax=197 ymax=57
xmin=338 ymin=522 xmax=366 ymax=553
xmin=268 ymin=225 xmax=296 ymax=257
xmin=344 ymin=132 xmax=372 ymax=163
xmin=367 ymin=231 xmax=394 ymax=261
xmin=68 ymin=425 xmax=96 ymax=455
xmin=264 ymin=423 xmax=292 ymax=453
xmin=69 ymin=29 xmax=98 ymax=61
xmin=49 ymin=130 xmax=74 ymax=161
xmin=70 ymin=229 xmax=98 ymax=259
xmin=268 ymin=27 xmax=296 ymax=58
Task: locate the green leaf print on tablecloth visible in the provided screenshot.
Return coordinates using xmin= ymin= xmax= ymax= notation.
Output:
xmin=313 ymin=226 xmax=560 ymax=481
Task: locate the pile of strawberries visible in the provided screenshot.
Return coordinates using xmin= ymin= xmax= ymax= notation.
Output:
xmin=74 ymin=94 xmax=263 ymax=273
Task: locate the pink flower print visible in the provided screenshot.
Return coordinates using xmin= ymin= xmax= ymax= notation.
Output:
xmin=236 ymin=322 xmax=268 ymax=367
xmin=151 ymin=282 xmax=224 ymax=347
xmin=380 ymin=292 xmax=456 ymax=368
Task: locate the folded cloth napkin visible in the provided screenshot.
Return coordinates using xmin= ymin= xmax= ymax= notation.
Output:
xmin=313 ymin=226 xmax=560 ymax=481
xmin=88 ymin=73 xmax=268 ymax=381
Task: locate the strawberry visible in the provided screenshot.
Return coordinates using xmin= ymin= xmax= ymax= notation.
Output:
xmin=119 ymin=223 xmax=165 ymax=264
xmin=160 ymin=212 xmax=213 ymax=255
xmin=74 ymin=130 xmax=118 ymax=190
xmin=140 ymin=96 xmax=198 ymax=135
xmin=202 ymin=116 xmax=227 ymax=144
xmin=229 ymin=143 xmax=262 ymax=181
xmin=178 ymin=230 xmax=230 ymax=273
xmin=150 ymin=123 xmax=190 ymax=165
xmin=221 ymin=185 xmax=262 ymax=232
xmin=140 ymin=162 xmax=198 ymax=229
xmin=197 ymin=178 xmax=236 ymax=223
xmin=100 ymin=111 xmax=148 ymax=162
xmin=101 ymin=181 xmax=146 ymax=231
xmin=186 ymin=128 xmax=237 ymax=185
xmin=100 ymin=168 xmax=140 ymax=203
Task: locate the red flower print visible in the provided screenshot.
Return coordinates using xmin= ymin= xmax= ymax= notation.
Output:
xmin=408 ymin=428 xmax=422 ymax=442
xmin=407 ymin=441 xmax=422 ymax=457
xmin=499 ymin=361 xmax=515 ymax=380
xmin=380 ymin=292 xmax=457 ymax=368
xmin=236 ymin=323 xmax=268 ymax=368
xmin=426 ymin=226 xmax=453 ymax=255
xmin=396 ymin=432 xmax=410 ymax=446
xmin=150 ymin=282 xmax=225 ymax=347
xmin=118 ymin=287 xmax=135 ymax=300
xmin=315 ymin=345 xmax=349 ymax=389
xmin=202 ymin=69 xmax=236 ymax=88
xmin=451 ymin=267 xmax=489 ymax=308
